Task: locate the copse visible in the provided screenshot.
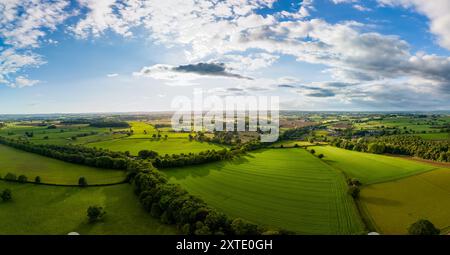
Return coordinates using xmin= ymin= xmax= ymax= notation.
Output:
xmin=332 ymin=136 xmax=449 ymax=162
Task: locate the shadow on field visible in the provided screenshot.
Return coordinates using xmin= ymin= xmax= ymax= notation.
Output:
xmin=362 ymin=196 xmax=402 ymax=207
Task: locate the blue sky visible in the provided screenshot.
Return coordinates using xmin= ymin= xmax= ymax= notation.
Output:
xmin=1 ymin=0 xmax=450 ymax=113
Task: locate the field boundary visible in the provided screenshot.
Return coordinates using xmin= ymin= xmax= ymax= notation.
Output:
xmin=0 ymin=177 xmax=128 ymax=187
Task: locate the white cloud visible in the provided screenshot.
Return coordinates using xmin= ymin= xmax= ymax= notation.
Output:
xmin=353 ymin=4 xmax=371 ymax=11
xmin=10 ymin=76 xmax=39 ymax=88
xmin=378 ymin=0 xmax=450 ymax=50
xmin=0 ymin=0 xmax=70 ymax=87
xmin=107 ymin=73 xmax=119 ymax=77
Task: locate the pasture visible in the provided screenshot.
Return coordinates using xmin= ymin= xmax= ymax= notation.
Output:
xmin=86 ymin=137 xmax=225 ymax=156
xmin=0 ymin=144 xmax=126 ymax=185
xmin=0 ymin=182 xmax=176 ymax=234
xmin=165 ymin=149 xmax=364 ymax=234
xmin=360 ymin=168 xmax=450 ymax=234
xmin=310 ymin=146 xmax=436 ymax=184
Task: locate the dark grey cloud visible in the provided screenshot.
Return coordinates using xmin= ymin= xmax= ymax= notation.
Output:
xmin=173 ymin=63 xmax=253 ymax=80
xmin=297 ymin=85 xmax=336 ymax=97
xmin=278 ymin=84 xmax=297 ymax=88
xmin=306 ymin=89 xmax=335 ymax=97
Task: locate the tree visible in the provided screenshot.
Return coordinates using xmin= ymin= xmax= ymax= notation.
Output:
xmin=317 ymin=154 xmax=324 ymax=159
xmin=1 ymin=189 xmax=12 ymax=201
xmin=87 ymin=206 xmax=106 ymax=223
xmin=35 ymin=176 xmax=41 ymax=183
xmin=78 ymin=177 xmax=88 ymax=187
xmin=408 ymin=219 xmax=440 ymax=235
xmin=17 ymin=175 xmax=28 ymax=183
xmin=310 ymin=149 xmax=315 ymax=154
xmin=231 ymin=218 xmax=260 ymax=235
xmin=348 ymin=186 xmax=360 ymax=199
xmin=138 ymin=150 xmax=159 ymax=159
xmin=4 ymin=173 xmax=17 ymax=181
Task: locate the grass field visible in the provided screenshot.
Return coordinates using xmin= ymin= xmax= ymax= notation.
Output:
xmin=0 ymin=181 xmax=176 ymax=234
xmin=360 ymin=168 xmax=450 ymax=234
xmin=165 ymin=149 xmax=364 ymax=234
xmin=415 ymin=133 xmax=449 ymax=140
xmin=310 ymin=146 xmax=436 ymax=184
xmin=86 ymin=137 xmax=225 ymax=156
xmin=0 ymin=144 xmax=126 ymax=185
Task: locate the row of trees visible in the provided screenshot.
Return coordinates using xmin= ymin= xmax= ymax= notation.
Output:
xmin=149 ymin=141 xmax=267 ymax=168
xmin=132 ymin=165 xmax=287 ymax=235
xmin=0 ymin=137 xmax=131 ymax=170
xmin=331 ymin=136 xmax=450 ymax=162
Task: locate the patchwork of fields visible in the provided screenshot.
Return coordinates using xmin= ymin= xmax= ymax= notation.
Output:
xmin=165 ymin=149 xmax=365 ymax=234
xmin=0 ymin=144 xmax=126 ymax=185
xmin=360 ymin=168 xmax=450 ymax=234
xmin=310 ymin=146 xmax=436 ymax=184
xmin=0 ymin=182 xmax=176 ymax=234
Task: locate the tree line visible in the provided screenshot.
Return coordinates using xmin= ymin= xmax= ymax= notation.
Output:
xmin=0 ymin=136 xmax=131 ymax=170
xmin=331 ymin=135 xmax=450 ymax=162
xmin=0 ymin=136 xmax=285 ymax=234
xmin=132 ymin=163 xmax=288 ymax=235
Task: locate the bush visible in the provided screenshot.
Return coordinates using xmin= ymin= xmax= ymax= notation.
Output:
xmin=18 ymin=175 xmax=28 ymax=183
xmin=78 ymin=177 xmax=88 ymax=187
xmin=87 ymin=206 xmax=106 ymax=223
xmin=347 ymin=178 xmax=361 ymax=186
xmin=408 ymin=219 xmax=440 ymax=235
xmin=35 ymin=176 xmax=41 ymax=183
xmin=347 ymin=186 xmax=360 ymax=199
xmin=4 ymin=173 xmax=17 ymax=181
xmin=317 ymin=154 xmax=324 ymax=159
xmin=1 ymin=189 xmax=12 ymax=202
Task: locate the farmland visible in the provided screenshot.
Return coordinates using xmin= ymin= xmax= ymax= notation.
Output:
xmin=360 ymin=168 xmax=450 ymax=234
xmin=310 ymin=146 xmax=436 ymax=184
xmin=0 ymin=144 xmax=126 ymax=185
xmin=0 ymin=182 xmax=176 ymax=235
xmin=85 ymin=137 xmax=224 ymax=156
xmin=165 ymin=148 xmax=365 ymax=234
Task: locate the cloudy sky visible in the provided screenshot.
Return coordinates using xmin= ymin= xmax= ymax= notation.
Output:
xmin=1 ymin=0 xmax=450 ymax=113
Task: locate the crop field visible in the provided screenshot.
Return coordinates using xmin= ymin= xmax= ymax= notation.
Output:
xmin=165 ymin=149 xmax=364 ymax=234
xmin=360 ymin=168 xmax=450 ymax=234
xmin=309 ymin=146 xmax=436 ymax=184
xmin=0 ymin=182 xmax=176 ymax=234
xmin=0 ymin=144 xmax=126 ymax=185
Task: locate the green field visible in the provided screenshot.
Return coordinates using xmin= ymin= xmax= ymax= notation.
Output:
xmin=165 ymin=149 xmax=364 ymax=234
xmin=86 ymin=137 xmax=224 ymax=156
xmin=415 ymin=133 xmax=450 ymax=140
xmin=360 ymin=168 xmax=450 ymax=234
xmin=0 ymin=181 xmax=176 ymax=234
xmin=310 ymin=146 xmax=436 ymax=184
xmin=0 ymin=144 xmax=126 ymax=185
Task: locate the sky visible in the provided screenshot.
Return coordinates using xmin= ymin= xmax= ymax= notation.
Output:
xmin=1 ymin=0 xmax=450 ymax=114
